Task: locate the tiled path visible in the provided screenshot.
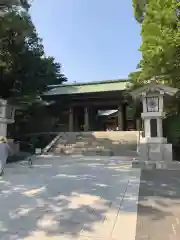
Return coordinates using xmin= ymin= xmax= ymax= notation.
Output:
xmin=0 ymin=156 xmax=140 ymax=240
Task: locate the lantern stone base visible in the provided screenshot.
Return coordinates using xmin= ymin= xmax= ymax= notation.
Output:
xmin=140 ymin=137 xmax=167 ymax=144
xmin=138 ymin=140 xmax=172 ymax=162
xmin=0 ymin=122 xmax=7 ymax=137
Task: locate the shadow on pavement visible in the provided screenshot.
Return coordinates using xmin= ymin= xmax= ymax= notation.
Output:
xmin=0 ymin=156 xmax=137 ymax=239
xmin=136 ymin=169 xmax=180 ymax=240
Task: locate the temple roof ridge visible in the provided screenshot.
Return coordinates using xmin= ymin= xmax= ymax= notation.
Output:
xmin=47 ymin=78 xmax=129 ymax=89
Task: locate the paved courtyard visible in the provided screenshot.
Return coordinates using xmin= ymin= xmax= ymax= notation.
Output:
xmin=136 ymin=169 xmax=180 ymax=240
xmin=0 ymin=156 xmax=140 ymax=240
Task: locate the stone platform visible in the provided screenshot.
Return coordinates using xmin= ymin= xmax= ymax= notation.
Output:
xmin=132 ymin=159 xmax=180 ymax=170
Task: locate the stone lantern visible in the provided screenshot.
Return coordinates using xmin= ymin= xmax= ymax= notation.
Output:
xmin=0 ymin=98 xmax=15 ymax=137
xmin=131 ymin=81 xmax=178 ymax=162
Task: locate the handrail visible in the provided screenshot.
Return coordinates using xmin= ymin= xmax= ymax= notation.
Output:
xmin=42 ymin=134 xmax=62 ymax=154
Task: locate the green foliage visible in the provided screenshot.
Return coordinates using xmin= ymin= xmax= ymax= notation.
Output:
xmin=132 ymin=0 xmax=147 ymax=22
xmin=0 ymin=0 xmax=67 ymax=101
xmin=163 ymin=115 xmax=180 ymax=145
xmin=0 ymin=0 xmax=67 ymax=138
xmin=0 ymin=0 xmax=30 ymax=11
xmin=130 ymin=0 xmax=180 ymax=96
xmin=140 ymin=0 xmax=179 ymax=81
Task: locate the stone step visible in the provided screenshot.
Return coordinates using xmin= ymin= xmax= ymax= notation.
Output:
xmin=47 ymin=131 xmax=139 ymax=157
xmin=55 ymin=142 xmax=137 ymax=148
xmin=84 ymin=149 xmax=113 ymax=156
xmin=156 ymin=162 xmax=180 ymax=170
xmin=53 ymin=146 xmax=107 ymax=151
xmin=132 ymin=160 xmax=180 ymax=170
xmin=57 ymin=137 xmax=137 ymax=144
xmin=52 ymin=145 xmax=138 ymax=156
xmin=51 ymin=146 xmax=113 ymax=156
xmin=52 ymin=149 xmax=137 ymax=157
xmin=52 ymin=147 xmax=112 ymax=153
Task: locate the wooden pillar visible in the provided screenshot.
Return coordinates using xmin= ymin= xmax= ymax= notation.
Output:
xmin=73 ymin=107 xmax=78 ymax=131
xmin=90 ymin=107 xmax=97 ymax=131
xmin=123 ymin=102 xmax=128 ymax=131
xmin=69 ymin=107 xmax=74 ymax=132
xmin=117 ymin=104 xmax=123 ymax=130
xmin=84 ymin=107 xmax=89 ymax=131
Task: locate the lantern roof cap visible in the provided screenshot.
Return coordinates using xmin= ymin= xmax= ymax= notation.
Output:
xmin=131 ymin=81 xmax=179 ymax=99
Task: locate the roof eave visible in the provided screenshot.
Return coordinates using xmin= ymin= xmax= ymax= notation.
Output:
xmin=47 ymin=79 xmax=129 ymax=89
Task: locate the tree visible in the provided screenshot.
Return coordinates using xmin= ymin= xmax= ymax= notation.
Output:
xmin=0 ymin=1 xmax=67 ymax=101
xmin=131 ymin=0 xmax=180 ymax=88
xmin=0 ymin=0 xmax=30 ymax=12
xmin=0 ymin=1 xmax=67 ymax=137
xmin=132 ymin=0 xmax=147 ymax=23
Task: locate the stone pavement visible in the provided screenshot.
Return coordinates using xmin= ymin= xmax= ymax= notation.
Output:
xmin=0 ymin=156 xmax=140 ymax=240
xmin=136 ymin=169 xmax=180 ymax=240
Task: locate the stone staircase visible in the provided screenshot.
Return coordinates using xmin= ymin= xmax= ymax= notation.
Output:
xmin=46 ymin=131 xmax=139 ymax=157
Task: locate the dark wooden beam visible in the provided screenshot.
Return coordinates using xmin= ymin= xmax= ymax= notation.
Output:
xmin=70 ymin=100 xmax=120 ymax=108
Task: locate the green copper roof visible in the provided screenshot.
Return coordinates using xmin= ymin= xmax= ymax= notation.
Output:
xmin=45 ymin=79 xmax=129 ymax=96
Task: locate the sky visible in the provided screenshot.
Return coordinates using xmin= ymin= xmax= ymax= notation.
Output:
xmin=30 ymin=0 xmax=141 ymax=83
